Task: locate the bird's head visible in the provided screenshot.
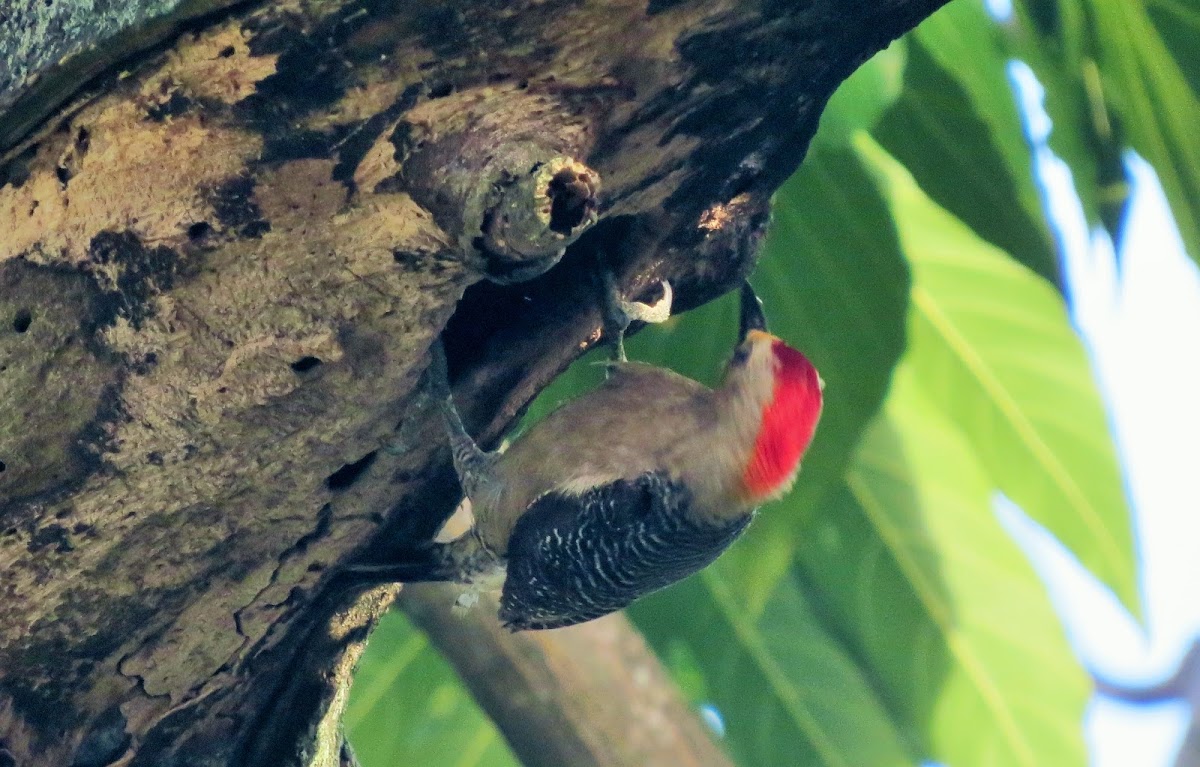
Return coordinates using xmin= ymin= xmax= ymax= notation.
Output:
xmin=726 ymin=283 xmax=824 ymax=504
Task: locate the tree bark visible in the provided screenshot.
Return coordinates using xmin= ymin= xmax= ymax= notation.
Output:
xmin=0 ymin=0 xmax=949 ymax=764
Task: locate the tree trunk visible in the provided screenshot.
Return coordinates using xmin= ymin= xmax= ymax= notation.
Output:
xmin=0 ymin=0 xmax=948 ymax=764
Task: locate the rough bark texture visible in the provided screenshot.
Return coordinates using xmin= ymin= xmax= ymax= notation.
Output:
xmin=0 ymin=0 xmax=949 ymax=764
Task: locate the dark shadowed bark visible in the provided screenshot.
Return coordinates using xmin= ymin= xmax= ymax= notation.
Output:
xmin=0 ymin=0 xmax=949 ymax=764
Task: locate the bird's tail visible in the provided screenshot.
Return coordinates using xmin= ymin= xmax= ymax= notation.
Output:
xmin=340 ymin=533 xmax=494 ymax=585
xmin=341 ymin=543 xmax=456 ymax=584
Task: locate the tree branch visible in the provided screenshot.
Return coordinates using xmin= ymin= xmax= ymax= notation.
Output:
xmin=399 ymin=584 xmax=735 ymax=767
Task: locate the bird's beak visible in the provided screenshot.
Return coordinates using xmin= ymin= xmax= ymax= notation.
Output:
xmin=738 ymin=281 xmax=768 ymax=343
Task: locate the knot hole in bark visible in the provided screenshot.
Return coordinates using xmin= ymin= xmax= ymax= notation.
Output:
xmin=546 ymin=165 xmax=599 ymax=235
xmin=11 ymin=309 xmax=31 ymax=333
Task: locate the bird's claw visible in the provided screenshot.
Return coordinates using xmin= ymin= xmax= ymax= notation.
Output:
xmin=602 ymin=274 xmax=673 ymax=363
xmin=617 ymin=280 xmax=673 ymax=325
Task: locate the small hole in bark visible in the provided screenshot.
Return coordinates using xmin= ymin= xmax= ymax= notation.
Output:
xmin=0 ymin=460 xmax=6 ymax=472
xmin=517 ymin=79 xmax=529 ymax=90
xmin=219 ymin=45 xmax=236 ymax=57
xmin=290 ymin=356 xmax=322 ymax=373
xmin=428 ymin=81 xmax=453 ymax=98
xmin=55 ymin=165 xmax=71 ymax=184
xmin=392 ymin=250 xmax=421 ymax=268
xmin=13 ymin=309 xmax=31 ymax=333
xmin=187 ymin=221 xmax=212 ymax=240
xmin=326 ymin=451 xmax=378 ymax=490
xmin=546 ymin=169 xmax=595 ymax=234
xmin=75 ymin=127 xmax=90 ymax=153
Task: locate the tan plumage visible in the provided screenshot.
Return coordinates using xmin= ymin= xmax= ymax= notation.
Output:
xmin=475 ymin=329 xmax=784 ymax=554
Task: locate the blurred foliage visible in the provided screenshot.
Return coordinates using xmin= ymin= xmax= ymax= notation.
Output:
xmin=344 ymin=0 xmax=1199 ymax=763
xmin=346 ymin=610 xmax=521 ymax=767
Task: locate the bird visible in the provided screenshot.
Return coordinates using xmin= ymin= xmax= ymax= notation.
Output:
xmin=349 ymin=279 xmax=824 ymax=630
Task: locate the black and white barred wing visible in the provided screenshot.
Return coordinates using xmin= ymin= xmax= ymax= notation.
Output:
xmin=499 ymin=471 xmax=752 ymax=631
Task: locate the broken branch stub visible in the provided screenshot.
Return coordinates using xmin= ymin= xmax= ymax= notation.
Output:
xmin=396 ymin=86 xmax=601 ymax=283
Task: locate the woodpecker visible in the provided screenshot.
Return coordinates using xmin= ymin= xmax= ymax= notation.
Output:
xmin=353 ymin=280 xmax=824 ymax=630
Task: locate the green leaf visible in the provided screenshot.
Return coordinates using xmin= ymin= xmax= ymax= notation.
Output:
xmin=874 ymin=0 xmax=1061 ymax=285
xmin=1008 ymin=0 xmax=1200 ymax=267
xmin=631 ymin=569 xmax=917 ymax=767
xmin=817 ymin=41 xmax=908 ymax=143
xmin=346 ymin=611 xmax=519 ymax=767
xmin=793 ymin=367 xmax=1090 ymax=767
xmin=1147 ymin=0 xmax=1200 ymax=97
xmin=1089 ymin=0 xmax=1200 ymax=266
xmin=857 ymin=135 xmax=1138 ymax=615
xmin=1005 ymin=0 xmax=1130 ymax=249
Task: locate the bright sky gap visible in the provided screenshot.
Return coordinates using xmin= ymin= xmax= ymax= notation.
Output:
xmin=991 ymin=41 xmax=1200 ymax=767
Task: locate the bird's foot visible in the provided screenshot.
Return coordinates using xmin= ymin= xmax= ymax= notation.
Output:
xmin=424 ymin=339 xmax=500 ymax=500
xmin=601 ymin=273 xmax=673 ymax=363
